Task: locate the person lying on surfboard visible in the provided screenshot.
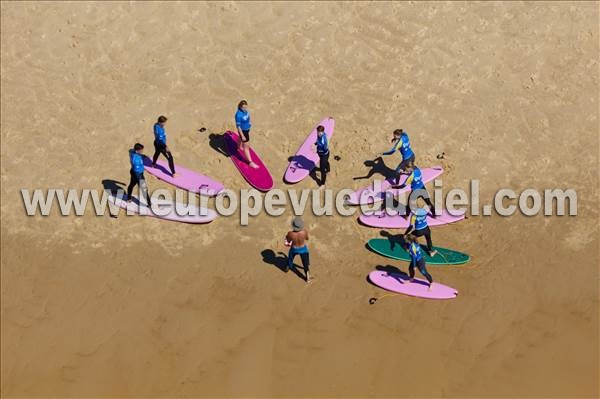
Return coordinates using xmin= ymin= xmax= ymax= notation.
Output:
xmin=284 ymin=217 xmax=311 ymax=283
xmin=377 ymin=129 xmax=415 ymax=184
xmin=151 ymin=115 xmax=177 ymax=177
xmin=235 ymin=100 xmax=258 ymax=169
xmin=314 ymin=124 xmax=330 ymax=187
xmin=404 ymin=201 xmax=437 ymax=257
xmin=392 ymin=160 xmax=437 ymax=217
xmin=405 ymin=234 xmax=434 ymax=290
xmin=127 ymin=143 xmax=152 ymax=206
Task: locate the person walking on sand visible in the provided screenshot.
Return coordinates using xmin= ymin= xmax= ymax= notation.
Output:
xmin=314 ymin=123 xmax=330 ymax=187
xmin=377 ymin=129 xmax=415 ymax=184
xmin=392 ymin=160 xmax=437 ymax=217
xmin=127 ymin=143 xmax=152 ymax=206
xmin=284 ymin=217 xmax=311 ymax=283
xmin=405 ymin=234 xmax=434 ymax=291
xmin=404 ymin=202 xmax=437 ymax=257
xmin=235 ymin=100 xmax=258 ymax=169
xmin=151 ymin=115 xmax=177 ymax=177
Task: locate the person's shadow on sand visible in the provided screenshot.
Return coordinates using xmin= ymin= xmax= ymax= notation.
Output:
xmin=380 ymin=230 xmax=408 ymax=249
xmin=285 ymin=155 xmax=321 ymax=186
xmin=208 ymin=133 xmax=230 ymax=157
xmin=100 ymin=179 xmax=127 ymax=218
xmin=353 ymin=157 xmax=396 ymax=181
xmin=366 ymin=264 xmax=409 ymax=287
xmin=101 ymin=179 xmax=125 ymax=194
xmin=352 ymin=157 xmax=396 ymax=180
xmin=261 ymin=249 xmax=307 ymax=282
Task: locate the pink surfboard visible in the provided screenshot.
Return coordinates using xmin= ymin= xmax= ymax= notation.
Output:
xmin=346 ymin=166 xmax=444 ymax=205
xmin=369 ymin=270 xmax=458 ymax=300
xmin=108 ymin=193 xmax=218 ymax=224
xmin=224 ymin=131 xmax=274 ymax=192
xmin=359 ymin=208 xmax=466 ymax=229
xmin=143 ymin=158 xmax=224 ymax=196
xmin=284 ymin=117 xmax=335 ymax=184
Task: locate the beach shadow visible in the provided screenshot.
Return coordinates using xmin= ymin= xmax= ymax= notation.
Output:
xmin=287 ymin=154 xmax=315 ymax=171
xmin=366 ymin=264 xmax=409 ymax=287
xmin=375 ymin=264 xmax=407 ymax=276
xmin=101 ymin=179 xmax=125 ymax=194
xmin=380 ymin=230 xmax=407 ymax=248
xmin=261 ymin=249 xmax=306 ymax=282
xmin=284 ymin=155 xmax=321 ymax=186
xmin=209 ymin=133 xmax=230 ymax=157
xmin=142 ymin=155 xmax=172 ymax=176
xmin=100 ymin=179 xmax=126 ymax=218
xmin=308 ymin=168 xmax=322 ymax=186
xmin=353 ymin=157 xmax=395 ymax=181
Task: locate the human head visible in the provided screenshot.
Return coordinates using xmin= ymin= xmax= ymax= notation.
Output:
xmin=393 ymin=129 xmax=403 ymax=138
xmin=405 ymin=160 xmax=415 ymax=173
xmin=157 ymin=115 xmax=168 ymax=126
xmin=317 ymin=125 xmax=325 ymax=136
xmin=134 ymin=143 xmax=144 ymax=153
xmin=238 ymin=100 xmax=248 ymax=112
xmin=292 ymin=217 xmax=304 ymax=232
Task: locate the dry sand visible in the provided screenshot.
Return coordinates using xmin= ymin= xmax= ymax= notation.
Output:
xmin=1 ymin=1 xmax=599 ymax=397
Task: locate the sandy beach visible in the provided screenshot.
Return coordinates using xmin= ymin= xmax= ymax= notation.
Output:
xmin=1 ymin=1 xmax=598 ymax=397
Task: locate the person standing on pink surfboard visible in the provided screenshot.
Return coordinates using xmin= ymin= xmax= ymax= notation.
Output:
xmin=314 ymin=125 xmax=330 ymax=187
xmin=393 ymin=160 xmax=437 ymax=217
xmin=151 ymin=115 xmax=177 ymax=177
xmin=406 ymin=234 xmax=435 ymax=291
xmin=377 ymin=129 xmax=415 ymax=184
xmin=404 ymin=202 xmax=437 ymax=257
xmin=235 ymin=100 xmax=258 ymax=169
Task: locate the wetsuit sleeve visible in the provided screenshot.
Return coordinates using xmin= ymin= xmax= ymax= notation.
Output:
xmin=382 ymin=141 xmax=399 ymax=156
xmin=235 ymin=112 xmax=242 ymax=128
xmin=404 ymin=214 xmax=415 ymax=235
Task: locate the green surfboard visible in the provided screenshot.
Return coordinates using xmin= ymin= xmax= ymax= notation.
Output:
xmin=367 ymin=238 xmax=470 ymax=265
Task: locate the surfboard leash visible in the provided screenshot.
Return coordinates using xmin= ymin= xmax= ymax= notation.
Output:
xmin=369 ymin=293 xmax=399 ymax=304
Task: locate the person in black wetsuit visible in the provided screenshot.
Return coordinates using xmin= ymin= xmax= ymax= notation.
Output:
xmin=151 ymin=115 xmax=177 ymax=177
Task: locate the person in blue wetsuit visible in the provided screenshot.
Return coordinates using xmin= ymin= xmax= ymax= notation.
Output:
xmin=235 ymin=100 xmax=258 ymax=169
xmin=404 ymin=203 xmax=437 ymax=256
xmin=314 ymin=123 xmax=331 ymax=187
xmin=284 ymin=217 xmax=311 ymax=283
xmin=377 ymin=129 xmax=415 ymax=184
xmin=393 ymin=160 xmax=437 ymax=217
xmin=151 ymin=115 xmax=177 ymax=177
xmin=127 ymin=143 xmax=152 ymax=206
xmin=405 ymin=234 xmax=434 ymax=290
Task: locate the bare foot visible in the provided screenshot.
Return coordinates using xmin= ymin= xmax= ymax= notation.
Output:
xmin=430 ymin=250 xmax=438 ymax=257
xmin=428 ymin=283 xmax=434 ymax=291
xmin=249 ymin=162 xmax=259 ymax=169
xmin=172 ymin=173 xmax=179 ymax=178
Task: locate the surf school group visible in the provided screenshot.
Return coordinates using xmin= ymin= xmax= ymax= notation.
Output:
xmin=118 ymin=99 xmax=468 ymax=300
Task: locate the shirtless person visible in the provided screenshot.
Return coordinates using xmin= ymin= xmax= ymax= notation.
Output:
xmin=284 ymin=217 xmax=311 ymax=283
